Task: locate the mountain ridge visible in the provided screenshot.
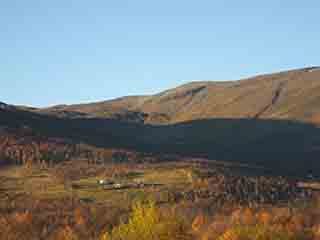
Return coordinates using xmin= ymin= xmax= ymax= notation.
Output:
xmin=26 ymin=66 xmax=320 ymax=125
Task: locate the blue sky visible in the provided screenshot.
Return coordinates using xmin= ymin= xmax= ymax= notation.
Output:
xmin=1 ymin=0 xmax=319 ymax=107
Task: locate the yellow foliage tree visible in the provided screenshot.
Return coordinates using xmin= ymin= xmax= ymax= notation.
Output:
xmin=102 ymin=200 xmax=192 ymax=240
xmin=100 ymin=232 xmax=111 ymax=240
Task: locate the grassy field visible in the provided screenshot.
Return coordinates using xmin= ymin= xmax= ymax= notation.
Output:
xmin=0 ymin=163 xmax=194 ymax=211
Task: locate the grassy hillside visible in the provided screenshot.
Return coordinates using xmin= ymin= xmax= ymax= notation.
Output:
xmin=36 ymin=67 xmax=320 ymax=124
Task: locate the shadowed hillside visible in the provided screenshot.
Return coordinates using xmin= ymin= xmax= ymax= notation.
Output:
xmin=1 ymin=106 xmax=320 ymax=176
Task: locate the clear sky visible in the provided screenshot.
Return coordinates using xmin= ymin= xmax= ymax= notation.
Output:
xmin=1 ymin=0 xmax=319 ymax=107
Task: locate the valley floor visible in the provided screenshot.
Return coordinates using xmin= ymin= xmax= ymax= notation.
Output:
xmin=0 ymin=160 xmax=319 ymax=239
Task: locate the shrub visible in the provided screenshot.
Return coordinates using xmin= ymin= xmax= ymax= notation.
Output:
xmin=217 ymin=225 xmax=313 ymax=240
xmin=192 ymin=213 xmax=207 ymax=232
xmin=55 ymin=225 xmax=79 ymax=240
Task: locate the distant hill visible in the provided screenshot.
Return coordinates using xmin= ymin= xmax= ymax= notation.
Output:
xmin=36 ymin=66 xmax=320 ymax=125
xmin=1 ymin=67 xmax=320 ymax=176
